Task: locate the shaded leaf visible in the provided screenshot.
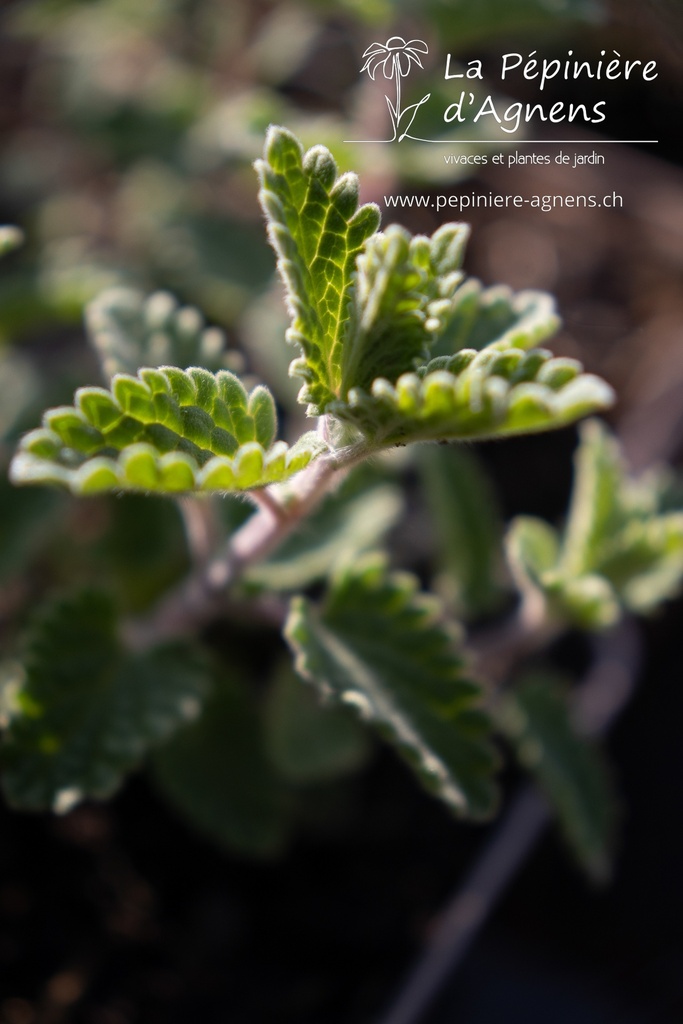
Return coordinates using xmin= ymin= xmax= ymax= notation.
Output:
xmin=430 ymin=281 xmax=560 ymax=359
xmin=86 ymin=287 xmax=244 ymax=380
xmin=93 ymin=494 xmax=191 ymax=612
xmin=419 ymin=444 xmax=503 ymax=617
xmin=2 ymin=592 xmax=209 ymax=810
xmin=152 ymin=674 xmax=289 ymax=857
xmin=264 ymin=662 xmax=371 ymax=784
xmin=285 ymin=557 xmax=498 ymax=819
xmin=11 ymin=366 xmax=327 ymax=495
xmin=499 ymin=675 xmax=617 ymax=881
xmin=0 ymin=476 xmax=64 ymax=578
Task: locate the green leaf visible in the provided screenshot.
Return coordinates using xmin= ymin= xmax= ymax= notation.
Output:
xmin=506 ymin=515 xmax=561 ymax=588
xmin=246 ymin=469 xmax=402 ymax=590
xmin=0 ymin=348 xmax=40 ymax=441
xmin=152 ymin=674 xmax=289 ymax=858
xmin=10 ymin=366 xmax=327 ymax=495
xmin=328 ymin=346 xmax=614 ymax=447
xmin=264 ymin=662 xmax=371 ymax=785
xmin=256 ymin=125 xmax=613 ymax=452
xmin=506 ymin=421 xmax=683 ymax=628
xmin=255 ymin=125 xmax=381 ymax=413
xmin=429 ymin=281 xmax=560 ymax=359
xmin=93 ymin=494 xmax=191 ymax=612
xmin=285 ymin=557 xmax=498 ymax=819
xmin=339 ymin=223 xmax=469 ymax=396
xmin=1 ymin=592 xmax=209 ymax=811
xmin=560 ymin=418 xmax=626 ymax=578
xmin=499 ymin=676 xmax=617 ymax=882
xmin=419 ymin=445 xmax=503 ymax=618
xmin=506 ymin=516 xmax=620 ymax=630
xmin=86 ymin=287 xmax=244 ymax=379
xmin=0 ymin=475 xmax=64 ymax=578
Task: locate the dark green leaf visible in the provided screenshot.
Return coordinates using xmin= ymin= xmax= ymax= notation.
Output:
xmin=2 ymin=592 xmax=209 ymax=810
xmin=152 ymin=673 xmax=289 ymax=857
xmin=265 ymin=663 xmax=371 ymax=784
xmin=499 ymin=675 xmax=617 ymax=881
xmin=419 ymin=445 xmax=503 ymax=617
xmin=285 ymin=557 xmax=498 ymax=819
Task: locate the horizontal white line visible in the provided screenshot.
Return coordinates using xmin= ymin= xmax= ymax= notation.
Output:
xmin=344 ymin=139 xmax=659 ymax=144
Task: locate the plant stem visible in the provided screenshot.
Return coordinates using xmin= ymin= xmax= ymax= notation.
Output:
xmin=378 ymin=787 xmax=549 ymax=1024
xmin=470 ymin=587 xmax=556 ymax=691
xmin=122 ymin=451 xmax=346 ymax=651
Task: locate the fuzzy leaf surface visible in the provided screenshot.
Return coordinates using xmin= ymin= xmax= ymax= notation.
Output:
xmin=152 ymin=674 xmax=289 ymax=857
xmin=86 ymin=287 xmax=243 ymax=379
xmin=429 ymin=281 xmax=560 ymax=359
xmin=339 ymin=223 xmax=470 ymax=396
xmin=329 ymin=346 xmax=614 ymax=447
xmin=500 ymin=676 xmax=617 ymax=881
xmin=255 ymin=126 xmax=380 ymax=412
xmin=11 ymin=366 xmax=326 ymax=495
xmin=285 ymin=558 xmax=498 ymax=819
xmin=2 ymin=592 xmax=209 ymax=811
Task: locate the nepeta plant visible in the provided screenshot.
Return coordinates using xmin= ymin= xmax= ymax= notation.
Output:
xmin=5 ymin=127 xmax=682 ymax=873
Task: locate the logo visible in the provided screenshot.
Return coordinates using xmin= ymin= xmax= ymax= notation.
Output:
xmin=360 ymin=37 xmax=430 ymax=142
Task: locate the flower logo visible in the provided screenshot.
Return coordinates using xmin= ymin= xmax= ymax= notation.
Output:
xmin=361 ymin=36 xmax=430 ymax=142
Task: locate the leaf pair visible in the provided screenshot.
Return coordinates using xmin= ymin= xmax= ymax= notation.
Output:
xmin=507 ymin=420 xmax=683 ymax=629
xmin=257 ymin=126 xmax=613 ymax=445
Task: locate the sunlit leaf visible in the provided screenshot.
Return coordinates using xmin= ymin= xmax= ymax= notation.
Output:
xmin=255 ymin=125 xmax=380 ymax=413
xmin=329 ymin=347 xmax=614 ymax=447
xmin=11 ymin=366 xmax=327 ymax=495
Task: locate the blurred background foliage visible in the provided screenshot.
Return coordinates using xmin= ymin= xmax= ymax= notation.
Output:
xmin=2 ymin=0 xmax=683 ymax=1022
